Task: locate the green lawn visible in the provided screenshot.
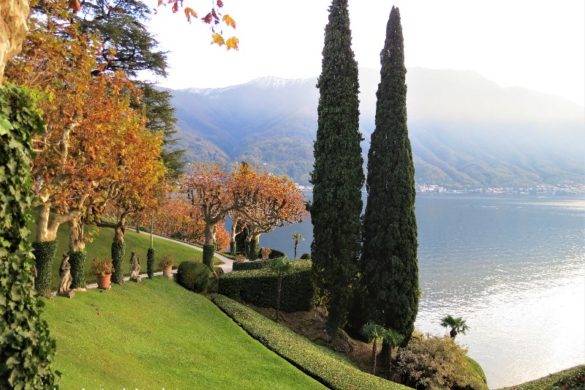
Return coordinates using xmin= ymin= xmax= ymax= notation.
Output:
xmin=32 ymin=218 xmax=220 ymax=290
xmin=42 ymin=278 xmax=324 ymax=389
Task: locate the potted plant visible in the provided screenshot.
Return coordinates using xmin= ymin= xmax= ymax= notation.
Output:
xmin=159 ymin=255 xmax=173 ymax=279
xmin=92 ymin=258 xmax=114 ymax=289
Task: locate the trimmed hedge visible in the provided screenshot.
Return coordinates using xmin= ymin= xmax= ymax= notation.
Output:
xmin=111 ymin=240 xmax=125 ymax=284
xmin=203 ymin=244 xmax=214 ymax=268
xmin=210 ymin=294 xmax=409 ymax=390
xmin=69 ymin=250 xmax=87 ymax=289
xmin=147 ymin=247 xmax=155 ymax=279
xmin=176 ymin=261 xmax=210 ymax=293
xmin=32 ymin=241 xmax=57 ymax=297
xmin=219 ymin=260 xmax=313 ymax=312
xmin=232 ymin=256 xmax=287 ymax=271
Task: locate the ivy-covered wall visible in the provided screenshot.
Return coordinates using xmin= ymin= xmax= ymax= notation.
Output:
xmin=0 ymin=84 xmax=58 ymax=388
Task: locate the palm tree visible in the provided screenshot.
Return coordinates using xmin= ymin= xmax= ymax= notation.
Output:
xmin=383 ymin=328 xmax=404 ymax=376
xmin=291 ymin=232 xmax=304 ymax=259
xmin=361 ymin=322 xmax=386 ymax=374
xmin=270 ymin=257 xmax=292 ymax=322
xmin=440 ymin=315 xmax=470 ymax=339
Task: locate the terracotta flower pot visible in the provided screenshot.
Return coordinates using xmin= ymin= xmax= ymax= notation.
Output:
xmin=97 ymin=273 xmax=112 ymax=289
xmin=162 ymin=265 xmax=173 ymax=279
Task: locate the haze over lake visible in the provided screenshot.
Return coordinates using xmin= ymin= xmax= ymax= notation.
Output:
xmin=260 ymin=194 xmax=585 ymax=387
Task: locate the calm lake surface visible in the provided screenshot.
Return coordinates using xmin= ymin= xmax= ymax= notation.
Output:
xmin=259 ymin=194 xmax=585 ymax=388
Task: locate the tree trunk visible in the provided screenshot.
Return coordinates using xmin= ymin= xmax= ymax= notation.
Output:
xmin=450 ymin=328 xmax=457 ymax=338
xmin=230 ymin=219 xmax=238 ymax=254
xmin=36 ymin=203 xmax=61 ymax=242
xmin=69 ymin=215 xmax=85 ymax=253
xmin=204 ymin=221 xmax=214 ymax=246
xmin=372 ymin=340 xmax=378 ymax=374
xmin=111 ymin=216 xmax=127 ymax=284
xmin=150 ymin=215 xmax=154 ymax=249
xmin=294 ymin=240 xmax=298 ymax=259
xmin=68 ymin=216 xmax=87 ymax=289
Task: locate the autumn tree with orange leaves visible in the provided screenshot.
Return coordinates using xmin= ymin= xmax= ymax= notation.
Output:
xmin=6 ymin=1 xmax=101 ymax=292
xmin=182 ymin=162 xmax=233 ymax=267
xmin=6 ymin=0 xmax=165 ymax=290
xmin=232 ymin=163 xmax=307 ymax=259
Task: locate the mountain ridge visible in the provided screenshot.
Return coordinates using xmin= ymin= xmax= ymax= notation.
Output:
xmin=169 ymin=67 xmax=584 ymax=189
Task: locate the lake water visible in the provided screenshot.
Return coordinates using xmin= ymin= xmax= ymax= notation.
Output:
xmin=259 ymin=194 xmax=585 ymax=388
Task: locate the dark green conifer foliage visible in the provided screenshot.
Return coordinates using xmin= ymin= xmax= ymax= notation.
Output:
xmin=32 ymin=241 xmax=56 ymax=297
xmin=311 ymin=0 xmax=364 ymax=335
xmin=360 ymin=6 xmax=419 ymax=343
xmin=69 ymin=250 xmax=87 ymax=289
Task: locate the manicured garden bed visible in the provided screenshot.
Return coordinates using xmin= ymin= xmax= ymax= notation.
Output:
xmin=42 ymin=278 xmax=323 ymax=389
xmin=29 ymin=217 xmax=220 ymax=290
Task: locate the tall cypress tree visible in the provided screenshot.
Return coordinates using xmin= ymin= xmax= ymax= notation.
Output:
xmin=361 ymin=6 xmax=419 ymax=342
xmin=311 ymin=0 xmax=364 ymax=336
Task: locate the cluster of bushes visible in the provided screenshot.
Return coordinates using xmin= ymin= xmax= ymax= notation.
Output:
xmin=395 ymin=333 xmax=487 ymax=390
xmin=232 ymin=256 xmax=288 ymax=271
xmin=220 ymin=260 xmax=313 ymax=312
xmin=210 ymin=294 xmax=408 ymax=390
xmin=176 ymin=260 xmax=225 ymax=293
xmin=176 ymin=261 xmax=211 ymax=293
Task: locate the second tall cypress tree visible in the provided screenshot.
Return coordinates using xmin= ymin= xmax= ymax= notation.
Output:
xmin=311 ymin=0 xmax=364 ymax=336
xmin=361 ymin=6 xmax=419 ymax=342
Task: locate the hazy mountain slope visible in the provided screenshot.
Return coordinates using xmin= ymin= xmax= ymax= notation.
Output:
xmin=170 ymin=68 xmax=584 ymax=188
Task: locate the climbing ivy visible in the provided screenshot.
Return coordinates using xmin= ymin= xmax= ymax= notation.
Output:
xmin=0 ymin=83 xmax=58 ymax=388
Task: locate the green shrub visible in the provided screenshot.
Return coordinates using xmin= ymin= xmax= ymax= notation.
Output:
xmin=147 ymin=247 xmax=155 ymax=279
xmin=232 ymin=256 xmax=286 ymax=271
xmin=210 ymin=294 xmax=409 ymax=390
xmin=69 ymin=250 xmax=87 ymax=289
xmin=111 ymin=240 xmax=125 ymax=283
xmin=32 ymin=241 xmax=57 ymax=297
xmin=219 ymin=260 xmax=313 ymax=312
xmin=396 ymin=334 xmax=487 ymax=390
xmin=176 ymin=261 xmax=210 ymax=293
xmin=300 ymin=253 xmax=311 ymax=260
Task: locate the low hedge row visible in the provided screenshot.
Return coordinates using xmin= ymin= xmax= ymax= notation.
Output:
xmin=210 ymin=294 xmax=409 ymax=390
xmin=219 ymin=260 xmax=313 ymax=312
xmin=232 ymin=256 xmax=287 ymax=271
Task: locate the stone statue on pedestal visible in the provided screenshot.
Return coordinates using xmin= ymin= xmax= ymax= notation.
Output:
xmin=58 ymin=253 xmax=74 ymax=298
xmin=129 ymin=251 xmax=141 ymax=282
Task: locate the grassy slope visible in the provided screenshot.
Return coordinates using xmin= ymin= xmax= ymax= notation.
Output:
xmin=40 ymin=220 xmax=215 ymax=290
xmin=42 ymin=278 xmax=324 ymax=389
xmin=498 ymin=365 xmax=585 ymax=390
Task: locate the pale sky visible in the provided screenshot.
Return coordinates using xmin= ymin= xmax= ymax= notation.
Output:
xmin=147 ymin=0 xmax=585 ymax=106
